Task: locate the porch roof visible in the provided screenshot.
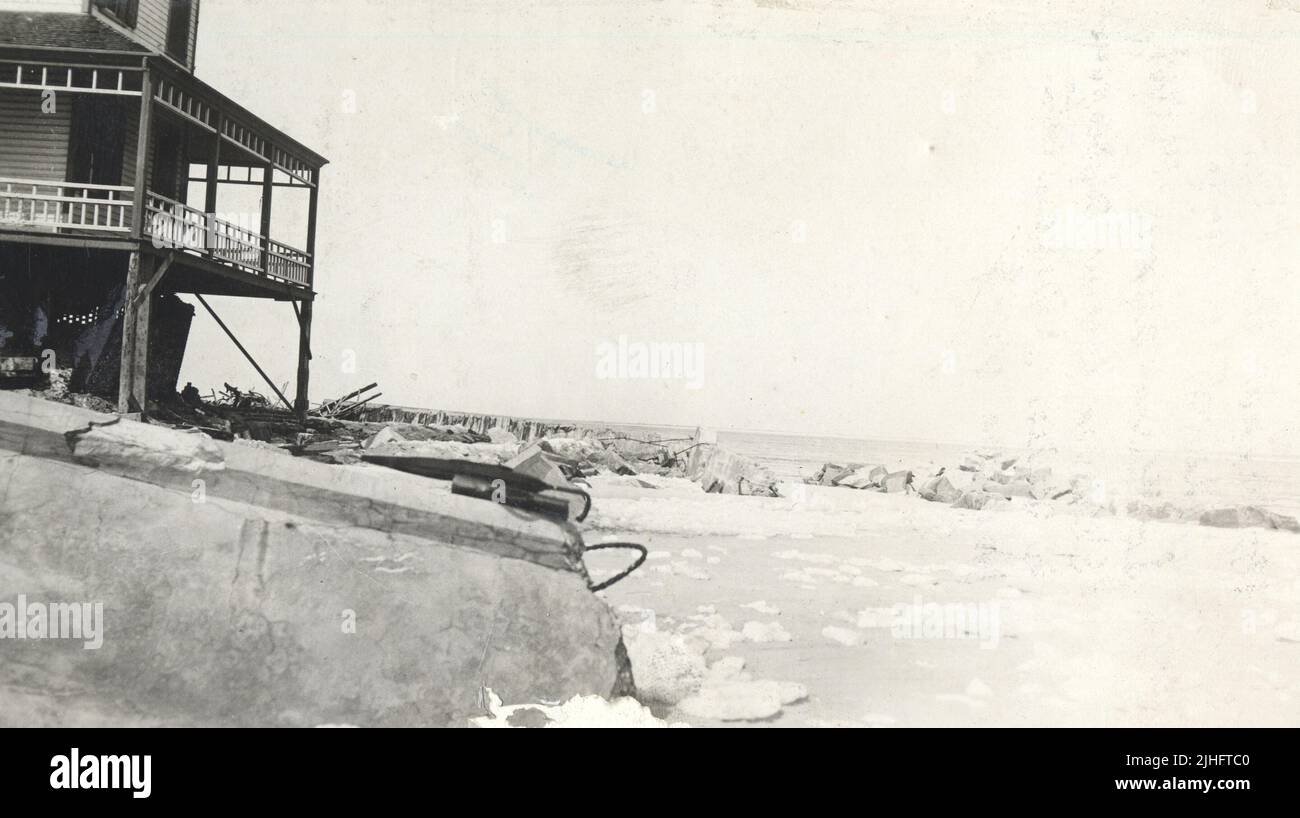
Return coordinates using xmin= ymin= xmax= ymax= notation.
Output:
xmin=0 ymin=11 xmax=147 ymax=54
xmin=153 ymin=60 xmax=329 ymax=173
xmin=0 ymin=22 xmax=328 ymax=178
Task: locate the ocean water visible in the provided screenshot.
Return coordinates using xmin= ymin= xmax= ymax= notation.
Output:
xmin=605 ymin=423 xmax=1300 ymax=517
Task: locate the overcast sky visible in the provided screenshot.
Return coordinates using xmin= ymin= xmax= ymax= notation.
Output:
xmin=179 ymin=0 xmax=1300 ymax=455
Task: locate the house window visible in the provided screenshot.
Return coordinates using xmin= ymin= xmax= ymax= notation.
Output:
xmin=166 ymin=0 xmax=194 ymax=62
xmin=94 ymin=0 xmax=138 ymax=28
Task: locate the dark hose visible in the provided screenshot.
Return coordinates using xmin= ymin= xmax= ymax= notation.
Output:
xmin=584 ymin=542 xmax=648 ymax=591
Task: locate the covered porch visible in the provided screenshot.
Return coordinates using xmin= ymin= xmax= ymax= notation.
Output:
xmin=0 ymin=55 xmax=324 ymax=293
xmin=0 ymin=50 xmax=326 ymax=415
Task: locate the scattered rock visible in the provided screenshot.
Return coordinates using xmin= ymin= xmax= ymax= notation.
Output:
xmin=689 ymin=445 xmax=780 ymax=496
xmin=835 ymin=464 xmax=885 ymax=489
xmin=1199 ymin=506 xmax=1299 ymax=533
xmin=46 ymin=367 xmax=72 ymax=400
xmin=808 ymin=462 xmax=849 ymax=485
xmin=951 ymin=491 xmax=1005 ymax=511
xmin=505 ymin=707 xmax=553 ymax=728
xmin=918 ymin=470 xmax=974 ymax=503
xmin=362 ymin=425 xmax=406 ymax=449
xmin=880 ymin=470 xmax=913 ymax=493
xmin=1126 ymin=501 xmax=1202 ymax=523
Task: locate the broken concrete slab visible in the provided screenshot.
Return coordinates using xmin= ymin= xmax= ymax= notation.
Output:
xmin=1126 ymin=501 xmax=1202 ymax=523
xmin=585 ymin=446 xmax=638 ymax=476
xmin=505 ymin=443 xmax=570 ymax=484
xmin=362 ymin=425 xmax=406 ymax=449
xmin=65 ymin=416 xmax=226 ymax=476
xmin=687 ymin=444 xmax=779 ymax=495
xmin=502 ymin=440 xmax=588 ymax=517
xmin=918 ymin=470 xmax=973 ymax=503
xmin=951 ymin=490 xmax=1007 ymax=511
xmin=807 ymin=462 xmax=855 ymax=486
xmin=880 ymin=469 xmax=913 ymax=493
xmin=825 ymin=464 xmax=862 ymax=486
xmin=0 ymin=391 xmax=632 ymax=727
xmin=834 ymin=464 xmax=885 ymax=489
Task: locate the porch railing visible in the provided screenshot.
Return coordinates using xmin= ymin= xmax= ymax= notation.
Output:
xmin=266 ymin=239 xmax=312 ymax=286
xmin=0 ymin=177 xmax=133 ymax=233
xmin=144 ymin=193 xmax=312 ymax=287
xmin=0 ymin=181 xmax=312 ymax=289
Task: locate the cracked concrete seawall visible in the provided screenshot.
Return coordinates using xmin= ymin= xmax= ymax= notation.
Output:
xmin=0 ymin=392 xmax=631 ymax=727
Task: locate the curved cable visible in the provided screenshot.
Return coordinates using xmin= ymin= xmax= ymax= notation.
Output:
xmin=583 ymin=542 xmax=648 ymax=591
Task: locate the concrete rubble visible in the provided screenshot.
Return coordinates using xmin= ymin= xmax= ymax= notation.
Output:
xmin=15 ymin=362 xmax=791 ymax=503
xmin=0 ymin=391 xmax=634 ymax=727
xmin=806 ymin=449 xmax=1299 ymax=533
xmin=0 ymin=383 xmax=795 ymax=727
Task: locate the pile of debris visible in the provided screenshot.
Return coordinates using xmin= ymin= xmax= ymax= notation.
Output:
xmin=810 ymin=451 xmax=1114 ymax=512
xmin=338 ymin=410 xmax=781 ymax=498
xmin=807 ymin=463 xmax=915 ymax=494
xmin=4 ymin=382 xmax=116 ymax=415
xmin=9 ymin=373 xmax=782 ymax=498
xmin=314 ymin=382 xmax=383 ymax=419
xmin=808 ymin=451 xmax=1300 ymax=533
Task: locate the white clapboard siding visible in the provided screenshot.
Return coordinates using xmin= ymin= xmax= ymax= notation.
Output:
xmin=133 ymin=0 xmax=170 ymax=54
xmin=132 ymin=1 xmax=199 ymax=70
xmin=0 ymin=90 xmax=71 ymax=181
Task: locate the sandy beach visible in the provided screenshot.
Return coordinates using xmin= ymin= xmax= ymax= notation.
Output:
xmin=582 ymin=478 xmax=1300 ymax=727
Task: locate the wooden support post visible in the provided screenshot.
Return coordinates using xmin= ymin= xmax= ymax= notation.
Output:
xmin=294 ymin=298 xmax=313 ymax=419
xmin=130 ymin=272 xmax=153 ymax=412
xmin=259 ymin=162 xmax=273 ymax=272
xmin=204 ymin=117 xmax=220 ymax=249
xmin=130 ymin=66 xmax=153 ymax=239
xmin=117 ymin=253 xmax=173 ymax=414
xmin=117 ymin=251 xmax=143 ymax=413
xmin=295 ymin=166 xmax=319 ymax=421
xmin=305 ymin=168 xmax=320 ymax=288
